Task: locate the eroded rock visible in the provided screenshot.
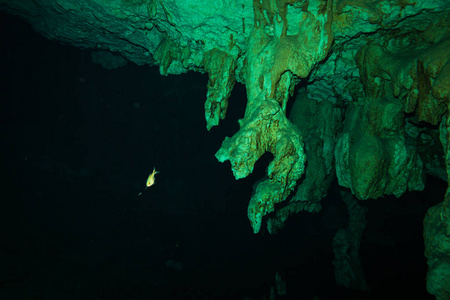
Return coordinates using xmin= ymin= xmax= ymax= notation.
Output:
xmin=216 ymin=98 xmax=305 ymax=233
xmin=1 ymin=0 xmax=449 ymax=296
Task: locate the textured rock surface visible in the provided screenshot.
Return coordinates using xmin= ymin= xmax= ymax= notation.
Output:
xmin=1 ymin=0 xmax=449 ymax=296
xmin=216 ymin=98 xmax=306 ymax=233
xmin=202 ymin=49 xmax=236 ymax=131
xmin=267 ymin=90 xmax=344 ymax=233
xmin=334 ymin=93 xmax=426 ymax=200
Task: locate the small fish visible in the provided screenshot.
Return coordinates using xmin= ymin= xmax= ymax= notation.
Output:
xmin=146 ymin=167 xmax=159 ymax=188
xmin=138 ymin=167 xmax=159 ymax=196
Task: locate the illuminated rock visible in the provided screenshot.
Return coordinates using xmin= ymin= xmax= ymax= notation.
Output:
xmin=202 ymin=49 xmax=236 ymax=131
xmin=267 ymin=90 xmax=344 ymax=233
xmin=1 ymin=0 xmax=449 ymax=296
xmin=216 ymin=98 xmax=306 ymax=233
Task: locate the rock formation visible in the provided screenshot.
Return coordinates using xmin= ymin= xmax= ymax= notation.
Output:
xmin=1 ymin=0 xmax=448 ymax=297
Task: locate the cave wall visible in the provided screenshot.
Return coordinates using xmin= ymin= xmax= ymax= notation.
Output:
xmin=1 ymin=0 xmax=449 ymax=297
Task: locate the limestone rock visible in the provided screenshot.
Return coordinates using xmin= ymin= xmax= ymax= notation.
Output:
xmin=215 ymin=0 xmax=333 ymax=232
xmin=216 ymin=98 xmax=306 ymax=233
xmin=267 ymin=90 xmax=344 ymax=233
xmin=1 ymin=0 xmax=449 ymax=296
xmin=202 ymin=49 xmax=236 ymax=131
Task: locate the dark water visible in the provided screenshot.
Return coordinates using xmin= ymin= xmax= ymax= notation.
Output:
xmin=0 ymin=12 xmax=445 ymax=300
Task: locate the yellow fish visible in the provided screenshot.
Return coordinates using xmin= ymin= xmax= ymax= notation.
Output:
xmin=138 ymin=167 xmax=159 ymax=196
xmin=146 ymin=167 xmax=159 ymax=188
